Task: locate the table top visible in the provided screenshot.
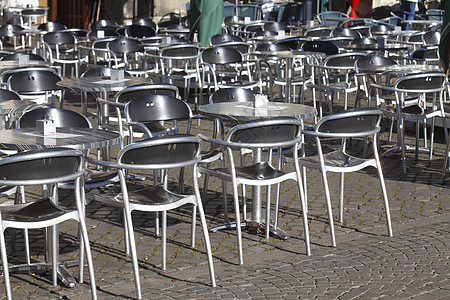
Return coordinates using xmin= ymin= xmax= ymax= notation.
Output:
xmin=362 ymin=64 xmax=443 ymax=75
xmin=253 ymin=50 xmax=326 ymax=60
xmin=0 ymin=100 xmax=37 ymax=114
xmin=345 ymin=43 xmax=412 ymax=51
xmin=57 ymin=76 xmax=152 ymax=93
xmin=0 ymin=127 xmax=120 ymax=151
xmin=0 ymin=60 xmax=49 ymax=71
xmin=199 ymin=102 xmax=316 ymax=122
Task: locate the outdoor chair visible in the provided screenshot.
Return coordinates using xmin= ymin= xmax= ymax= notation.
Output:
xmin=317 ymin=11 xmax=349 ymax=26
xmin=331 ymin=27 xmax=362 ymax=39
xmin=369 ymin=72 xmax=448 ymax=174
xmin=284 ymin=108 xmax=392 ymax=247
xmin=0 ymin=148 xmax=97 ymax=300
xmin=199 ymin=46 xmax=264 ymax=104
xmin=304 ymin=27 xmax=332 ymax=38
xmin=0 ymin=24 xmax=26 ymax=50
xmin=107 ymin=37 xmax=147 ymax=76
xmin=132 ymin=18 xmax=158 ymax=33
xmin=124 ymin=24 xmax=157 ymax=38
xmin=41 ymin=31 xmax=87 ymax=77
xmin=37 ymin=21 xmax=67 ymax=32
xmin=198 ymin=119 xmax=311 ymax=265
xmin=7 ymin=68 xmax=64 ymax=107
xmin=87 ymin=135 xmax=216 ymax=299
xmin=209 ymin=33 xmax=244 ymax=46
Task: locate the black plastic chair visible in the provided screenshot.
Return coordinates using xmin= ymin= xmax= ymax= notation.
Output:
xmin=302 ymin=40 xmax=339 ymax=56
xmin=132 ymin=18 xmax=158 ymax=32
xmin=276 ymin=37 xmax=309 ymax=50
xmin=7 ymin=68 xmax=64 ymax=107
xmin=89 ymin=19 xmax=119 ymax=32
xmin=285 ymin=109 xmax=392 ymax=247
xmin=369 ymin=73 xmax=448 ymax=174
xmin=304 ymin=27 xmax=332 ymax=38
xmin=41 ymin=31 xmax=85 ymax=77
xmin=87 ymin=135 xmax=216 ymax=299
xmin=198 ymin=119 xmax=310 ymax=264
xmin=199 ymin=46 xmax=263 ymax=104
xmin=422 ymin=31 xmax=440 ymax=46
xmin=107 ymin=37 xmax=147 ymax=76
xmin=0 ymin=24 xmax=25 ymax=50
xmin=0 ymin=148 xmax=97 ymax=300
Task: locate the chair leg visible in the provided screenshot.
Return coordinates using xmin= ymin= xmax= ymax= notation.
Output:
xmin=373 ymin=143 xmax=393 ymax=237
xmin=265 ymin=185 xmax=271 ymax=240
xmin=0 ymin=225 xmax=12 ymax=300
xmin=231 ymin=181 xmax=243 ymax=265
xmin=161 ymin=210 xmax=167 ymax=271
xmin=190 ymin=205 xmax=197 ymax=248
xmin=295 ymin=165 xmax=311 ymax=256
xmin=320 ymin=170 xmax=336 ymax=247
xmin=339 ymin=172 xmax=345 ymax=223
xmin=51 ymin=224 xmax=58 ymax=286
xmin=193 ymin=175 xmax=216 ymax=287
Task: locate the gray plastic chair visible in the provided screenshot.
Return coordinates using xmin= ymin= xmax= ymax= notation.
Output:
xmin=88 ymin=135 xmax=216 ymax=299
xmin=198 ymin=119 xmax=310 ymax=265
xmin=0 ymin=148 xmax=97 ymax=300
xmin=286 ymin=108 xmax=392 ymax=248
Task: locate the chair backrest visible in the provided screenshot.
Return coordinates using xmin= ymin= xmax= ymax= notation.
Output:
xmin=88 ymin=28 xmax=119 ymax=39
xmin=90 ymin=19 xmax=119 ymax=31
xmin=372 ymin=6 xmax=392 ymax=20
xmin=201 ymin=46 xmax=243 ymax=64
xmin=107 ymin=37 xmax=143 ymax=53
xmin=315 ymin=108 xmax=382 ymax=137
xmin=81 ymin=66 xmax=132 ymax=78
xmin=209 ymin=87 xmax=259 ymax=104
xmin=411 ymin=46 xmax=439 ymax=60
xmin=43 ymin=31 xmax=75 ymax=45
xmin=255 ymin=42 xmax=290 ymax=52
xmin=276 ymin=37 xmax=308 ymax=50
xmin=132 ymin=18 xmax=158 ymax=32
xmin=223 ymin=4 xmax=236 ymax=18
xmin=17 ymin=107 xmax=91 ymax=129
xmin=317 ymin=11 xmax=349 ymax=26
xmin=395 ymin=73 xmax=446 ymax=92
xmin=37 ymin=22 xmax=67 ymax=32
xmin=125 ymin=25 xmax=157 ymax=38
xmin=331 ymin=28 xmax=361 ymax=39
xmin=302 ymin=40 xmax=339 ymax=56
xmin=215 ymin=42 xmax=251 ymax=55
xmin=0 ymin=89 xmax=22 ymax=101
xmin=0 ymin=24 xmax=24 ymax=37
xmin=349 ymin=25 xmax=371 ymax=37
xmin=253 ymin=30 xmax=278 ymax=38
xmin=0 ymin=52 xmax=45 ymax=61
xmin=407 ymin=32 xmax=424 ymax=43
xmin=355 ymin=55 xmax=398 ymax=72
xmin=116 ymin=84 xmax=179 ymax=104
xmin=210 ymin=33 xmax=244 ymax=46
xmin=324 ymin=52 xmax=367 ymax=68
xmin=0 ymin=148 xmax=84 ymax=185
xmin=227 ymin=119 xmax=302 ymax=147
xmin=8 ymin=69 xmax=63 ymax=93
xmin=118 ymin=134 xmax=201 ymax=168
xmin=263 ymin=22 xmax=286 ymax=32
xmin=370 ymin=24 xmax=394 ymax=34
xmin=160 ymin=44 xmax=200 ymax=58
xmin=422 ymin=31 xmax=440 ymax=45
xmin=323 ymin=37 xmax=354 ymax=48
xmin=237 ymin=4 xmax=259 ymax=20
xmin=350 ymin=37 xmax=377 ymax=46
xmin=304 ymin=27 xmax=332 ymax=38
xmin=125 ymin=94 xmax=192 ymax=123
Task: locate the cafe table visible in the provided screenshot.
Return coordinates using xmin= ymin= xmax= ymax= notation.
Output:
xmin=0 ymin=99 xmax=38 ymax=129
xmin=0 ymin=126 xmax=120 ymax=287
xmin=252 ymin=50 xmax=326 ymax=103
xmin=199 ymin=101 xmax=316 ymax=239
xmin=57 ymin=76 xmax=152 ymax=120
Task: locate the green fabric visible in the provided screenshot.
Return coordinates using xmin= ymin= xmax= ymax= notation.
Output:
xmin=439 ymin=1 xmax=450 ymax=72
xmin=189 ymin=0 xmax=224 ymax=47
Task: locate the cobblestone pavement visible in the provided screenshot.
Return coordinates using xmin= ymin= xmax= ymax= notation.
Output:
xmin=1 ymin=92 xmax=449 ymax=299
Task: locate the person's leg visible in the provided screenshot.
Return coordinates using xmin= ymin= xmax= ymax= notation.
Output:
xmin=402 ymin=1 xmax=416 ymax=30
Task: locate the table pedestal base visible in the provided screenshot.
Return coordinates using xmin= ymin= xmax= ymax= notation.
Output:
xmin=9 ymin=261 xmax=77 ymax=287
xmin=210 ymin=220 xmax=290 ymax=240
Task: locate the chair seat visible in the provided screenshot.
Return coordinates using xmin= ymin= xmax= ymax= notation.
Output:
xmin=1 ymin=198 xmax=66 ymax=222
xmin=206 ymin=161 xmax=286 ymax=181
xmin=298 ymin=150 xmax=375 ymax=172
